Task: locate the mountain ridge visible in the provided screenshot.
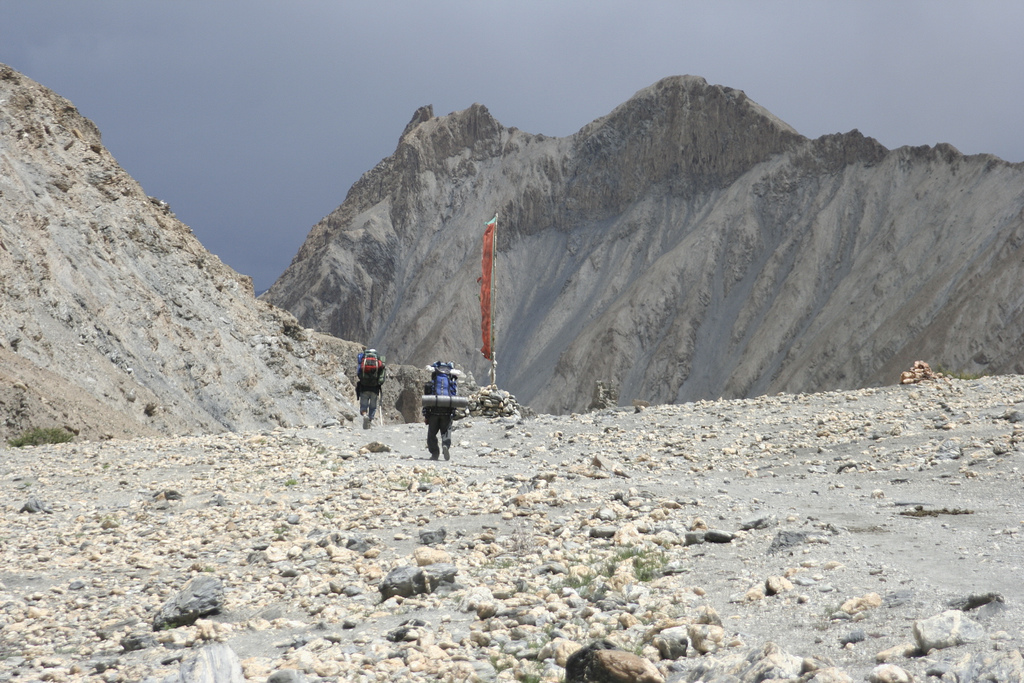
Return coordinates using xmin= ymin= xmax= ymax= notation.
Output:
xmin=0 ymin=63 xmax=360 ymax=441
xmin=263 ymin=75 xmax=1024 ymax=414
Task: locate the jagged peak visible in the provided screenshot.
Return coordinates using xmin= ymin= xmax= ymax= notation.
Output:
xmin=581 ymin=74 xmax=801 ymax=139
xmin=399 ymin=104 xmax=434 ymax=141
xmin=393 ymin=102 xmax=505 ymax=162
xmin=405 ymin=102 xmax=501 ymax=139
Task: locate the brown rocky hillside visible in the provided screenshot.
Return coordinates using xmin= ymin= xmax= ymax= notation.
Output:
xmin=0 ymin=64 xmax=357 ymax=442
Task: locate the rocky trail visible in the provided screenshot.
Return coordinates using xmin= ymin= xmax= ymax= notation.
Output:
xmin=2 ymin=376 xmax=1023 ymax=682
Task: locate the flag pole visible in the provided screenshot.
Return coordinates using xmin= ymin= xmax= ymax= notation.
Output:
xmin=489 ymin=213 xmax=498 ymax=387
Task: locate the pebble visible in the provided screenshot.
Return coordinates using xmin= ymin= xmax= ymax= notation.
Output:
xmin=1 ymin=376 xmax=1023 ymax=682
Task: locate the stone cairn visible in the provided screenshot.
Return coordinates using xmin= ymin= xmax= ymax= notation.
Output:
xmin=899 ymin=360 xmax=947 ymax=385
xmin=588 ymin=379 xmax=620 ymax=411
xmin=468 ymin=385 xmax=523 ymax=418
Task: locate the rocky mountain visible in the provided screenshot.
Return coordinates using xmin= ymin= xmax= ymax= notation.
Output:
xmin=263 ymin=75 xmax=1024 ymax=415
xmin=0 ymin=64 xmax=359 ymax=442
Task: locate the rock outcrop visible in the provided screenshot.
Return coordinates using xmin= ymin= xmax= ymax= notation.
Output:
xmin=263 ymin=75 xmax=1024 ymax=414
xmin=0 ymin=64 xmax=355 ymax=441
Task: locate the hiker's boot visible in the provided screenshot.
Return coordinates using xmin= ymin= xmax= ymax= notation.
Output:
xmin=442 ymin=445 xmax=450 ymax=461
xmin=363 ymin=415 xmax=371 ymax=429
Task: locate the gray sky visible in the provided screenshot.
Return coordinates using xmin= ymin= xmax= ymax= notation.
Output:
xmin=4 ymin=1 xmax=1023 ymax=292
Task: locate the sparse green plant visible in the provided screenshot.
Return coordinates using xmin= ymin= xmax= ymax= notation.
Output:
xmin=509 ymin=522 xmax=533 ymax=555
xmin=813 ymin=600 xmax=847 ymax=630
xmin=557 ymin=573 xmax=595 ymax=591
xmin=516 ymin=664 xmax=545 ymax=683
xmin=934 ymin=364 xmax=988 ymax=380
xmin=489 ymin=654 xmax=514 ymax=674
xmin=284 ymin=478 xmax=298 ymax=487
xmin=490 ymin=557 xmax=517 ymax=570
xmin=388 ymin=477 xmax=411 ymax=490
xmin=8 ymin=427 xmax=74 ymax=447
xmin=822 ymin=599 xmax=845 ymax=618
xmin=527 ymin=632 xmax=552 ymax=652
xmin=598 ymin=549 xmax=631 ymax=577
xmin=633 ymin=549 xmax=668 ymax=582
xmin=598 ymin=546 xmax=668 ymax=582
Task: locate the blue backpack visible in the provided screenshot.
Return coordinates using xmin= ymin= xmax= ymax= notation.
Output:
xmin=431 ymin=363 xmax=457 ymax=396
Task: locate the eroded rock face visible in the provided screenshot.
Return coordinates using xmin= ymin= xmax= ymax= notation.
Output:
xmin=0 ymin=63 xmax=357 ymax=440
xmin=264 ymin=74 xmax=1024 ymax=414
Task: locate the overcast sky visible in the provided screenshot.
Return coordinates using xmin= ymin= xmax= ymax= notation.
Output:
xmin=4 ymin=2 xmax=1023 ymax=292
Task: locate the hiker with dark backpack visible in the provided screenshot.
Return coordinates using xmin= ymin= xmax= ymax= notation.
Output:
xmin=355 ymin=348 xmax=386 ymax=429
xmin=421 ymin=361 xmax=467 ymax=460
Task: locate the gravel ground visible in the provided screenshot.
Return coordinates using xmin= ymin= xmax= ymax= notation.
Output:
xmin=2 ymin=376 xmax=1023 ymax=682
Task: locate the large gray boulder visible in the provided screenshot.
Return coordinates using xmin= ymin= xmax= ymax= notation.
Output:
xmin=166 ymin=643 xmax=244 ymax=683
xmin=932 ymin=649 xmax=1024 ymax=683
xmin=682 ymin=641 xmax=804 ymax=682
xmin=152 ymin=575 xmax=225 ymax=631
xmin=913 ymin=609 xmax=986 ymax=652
xmin=378 ymin=563 xmax=458 ymax=600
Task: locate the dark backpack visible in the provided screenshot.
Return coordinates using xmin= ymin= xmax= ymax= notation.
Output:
xmin=357 ymin=351 xmax=385 ymax=387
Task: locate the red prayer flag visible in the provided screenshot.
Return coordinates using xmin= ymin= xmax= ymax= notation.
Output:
xmin=479 ymin=215 xmax=496 ymax=359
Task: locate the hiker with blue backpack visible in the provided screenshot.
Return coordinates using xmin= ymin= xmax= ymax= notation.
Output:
xmin=355 ymin=348 xmax=387 ymax=429
xmin=421 ymin=361 xmax=467 ymax=460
